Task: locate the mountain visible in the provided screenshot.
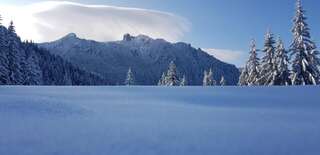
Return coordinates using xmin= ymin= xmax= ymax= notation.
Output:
xmin=40 ymin=33 xmax=240 ymax=85
xmin=0 ymin=25 xmax=106 ymax=85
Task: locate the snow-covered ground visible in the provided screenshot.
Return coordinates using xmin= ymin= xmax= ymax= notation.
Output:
xmin=0 ymin=86 xmax=320 ymax=155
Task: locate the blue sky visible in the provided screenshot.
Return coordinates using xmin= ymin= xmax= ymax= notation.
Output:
xmin=1 ymin=0 xmax=319 ymax=66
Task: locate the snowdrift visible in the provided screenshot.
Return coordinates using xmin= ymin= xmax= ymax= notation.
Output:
xmin=0 ymin=86 xmax=319 ymax=155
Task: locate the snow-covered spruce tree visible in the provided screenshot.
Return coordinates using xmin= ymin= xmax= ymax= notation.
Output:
xmin=207 ymin=69 xmax=216 ymax=86
xmin=180 ymin=75 xmax=187 ymax=86
xmin=220 ymin=76 xmax=226 ymax=86
xmin=7 ymin=21 xmax=24 ymax=84
xmin=158 ymin=72 xmax=165 ymax=86
xmin=246 ymin=40 xmax=260 ymax=86
xmin=163 ymin=61 xmax=180 ymax=86
xmin=238 ymin=65 xmax=249 ymax=86
xmin=290 ymin=0 xmax=320 ymax=85
xmin=203 ymin=70 xmax=208 ymax=86
xmin=124 ymin=67 xmax=135 ymax=86
xmin=274 ymin=38 xmax=291 ymax=85
xmin=258 ymin=30 xmax=277 ymax=86
xmin=203 ymin=69 xmax=216 ymax=86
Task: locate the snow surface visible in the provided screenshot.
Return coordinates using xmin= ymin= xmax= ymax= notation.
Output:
xmin=0 ymin=86 xmax=320 ymax=155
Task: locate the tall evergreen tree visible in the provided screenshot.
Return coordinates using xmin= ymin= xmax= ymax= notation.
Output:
xmin=238 ymin=65 xmax=249 ymax=86
xmin=124 ymin=67 xmax=135 ymax=86
xmin=163 ymin=61 xmax=180 ymax=86
xmin=203 ymin=69 xmax=216 ymax=86
xmin=246 ymin=40 xmax=260 ymax=86
xmin=203 ymin=70 xmax=208 ymax=86
xmin=207 ymin=69 xmax=216 ymax=86
xmin=258 ymin=30 xmax=277 ymax=85
xmin=290 ymin=0 xmax=320 ymax=85
xmin=7 ymin=21 xmax=24 ymax=84
xmin=180 ymin=75 xmax=187 ymax=86
xmin=158 ymin=72 xmax=166 ymax=86
xmin=274 ymin=38 xmax=291 ymax=85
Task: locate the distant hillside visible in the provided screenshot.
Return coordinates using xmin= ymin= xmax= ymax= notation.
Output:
xmin=40 ymin=33 xmax=240 ymax=85
xmin=0 ymin=25 xmax=106 ymax=85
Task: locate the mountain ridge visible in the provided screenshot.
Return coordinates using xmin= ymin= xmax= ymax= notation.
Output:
xmin=0 ymin=25 xmax=107 ymax=85
xmin=39 ymin=33 xmax=240 ymax=85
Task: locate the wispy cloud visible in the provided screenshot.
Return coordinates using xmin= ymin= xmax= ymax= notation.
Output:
xmin=203 ymin=48 xmax=245 ymax=67
xmin=0 ymin=1 xmax=190 ymax=42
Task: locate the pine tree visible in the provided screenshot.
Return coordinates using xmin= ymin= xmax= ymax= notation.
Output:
xmin=158 ymin=72 xmax=166 ymax=86
xmin=207 ymin=69 xmax=216 ymax=86
xmin=163 ymin=61 xmax=180 ymax=86
xmin=7 ymin=21 xmax=24 ymax=84
xmin=220 ymin=76 xmax=226 ymax=86
xmin=203 ymin=69 xmax=216 ymax=86
xmin=258 ymin=30 xmax=277 ymax=85
xmin=124 ymin=67 xmax=135 ymax=86
xmin=238 ymin=66 xmax=249 ymax=86
xmin=274 ymin=38 xmax=291 ymax=85
xmin=180 ymin=75 xmax=187 ymax=86
xmin=246 ymin=40 xmax=260 ymax=86
xmin=203 ymin=70 xmax=208 ymax=86
xmin=290 ymin=0 xmax=320 ymax=85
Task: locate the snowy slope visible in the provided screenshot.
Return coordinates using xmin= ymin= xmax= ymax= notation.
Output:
xmin=0 ymin=25 xmax=106 ymax=86
xmin=0 ymin=86 xmax=320 ymax=155
xmin=39 ymin=34 xmax=240 ymax=85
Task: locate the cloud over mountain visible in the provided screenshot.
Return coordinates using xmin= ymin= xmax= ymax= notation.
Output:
xmin=203 ymin=48 xmax=245 ymax=67
xmin=0 ymin=1 xmax=190 ymax=42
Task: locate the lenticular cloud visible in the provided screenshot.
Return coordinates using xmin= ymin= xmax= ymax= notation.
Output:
xmin=0 ymin=1 xmax=190 ymax=42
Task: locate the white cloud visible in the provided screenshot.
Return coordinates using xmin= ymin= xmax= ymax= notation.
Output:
xmin=203 ymin=48 xmax=245 ymax=67
xmin=0 ymin=1 xmax=190 ymax=42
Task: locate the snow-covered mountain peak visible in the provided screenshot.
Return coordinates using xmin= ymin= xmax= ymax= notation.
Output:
xmin=55 ymin=33 xmax=87 ymax=46
xmin=123 ymin=33 xmax=134 ymax=41
xmin=39 ymin=33 xmax=240 ymax=85
xmin=63 ymin=33 xmax=78 ymax=39
xmin=122 ymin=33 xmax=153 ymax=42
xmin=135 ymin=34 xmax=153 ymax=41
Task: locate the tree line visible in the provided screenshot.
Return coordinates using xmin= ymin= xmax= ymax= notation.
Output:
xmin=124 ymin=61 xmax=227 ymax=86
xmin=0 ymin=16 xmax=107 ymax=85
xmin=239 ymin=0 xmax=320 ymax=86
